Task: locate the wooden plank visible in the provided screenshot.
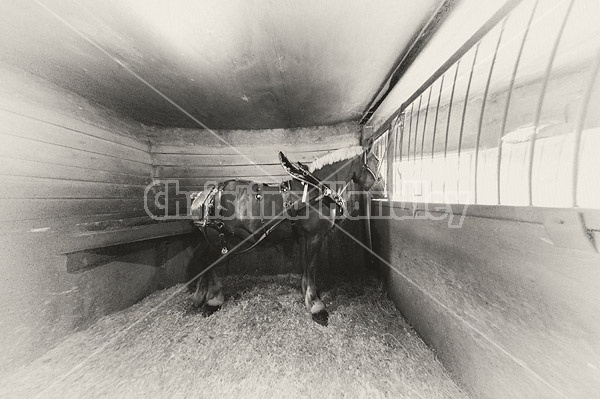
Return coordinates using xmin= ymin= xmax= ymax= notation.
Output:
xmin=0 ymin=157 xmax=151 ymax=186
xmin=0 ymin=220 xmax=194 ymax=255
xmin=0 ymin=68 xmax=149 ymax=151
xmin=151 ymin=144 xmax=351 ymax=156
xmin=0 ymin=198 xmax=151 ymax=221
xmin=8 ymin=216 xmax=156 ymax=235
xmin=0 ymin=176 xmax=147 ymax=199
xmin=0 ymin=106 xmax=148 ymax=152
xmin=0 ymin=134 xmax=151 ymax=176
xmin=60 ymin=220 xmax=195 ymax=254
xmin=148 ymin=124 xmax=360 ymax=148
xmin=152 ymin=151 xmax=322 ymax=167
xmin=156 ymin=175 xmax=288 ymax=187
xmin=64 ymin=225 xmax=193 ymax=272
xmin=0 ymin=212 xmax=154 ymax=235
xmin=154 ymin=165 xmax=285 ymax=178
xmin=0 ymin=109 xmax=151 ymax=164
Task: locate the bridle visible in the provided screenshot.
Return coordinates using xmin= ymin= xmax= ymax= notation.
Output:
xmin=361 ymin=150 xmax=382 ymax=189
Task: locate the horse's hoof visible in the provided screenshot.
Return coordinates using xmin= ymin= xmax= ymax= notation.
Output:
xmin=191 ymin=299 xmax=205 ymax=308
xmin=311 ymin=309 xmax=328 ymax=326
xmin=202 ymin=304 xmax=221 ymax=317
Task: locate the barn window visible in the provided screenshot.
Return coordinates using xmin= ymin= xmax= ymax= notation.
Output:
xmin=374 ymin=0 xmax=600 ymax=209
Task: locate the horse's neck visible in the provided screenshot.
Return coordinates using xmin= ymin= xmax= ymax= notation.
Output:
xmin=311 ymin=157 xmax=358 ymax=184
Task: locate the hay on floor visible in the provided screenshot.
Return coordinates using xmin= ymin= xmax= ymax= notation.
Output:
xmin=1 ymin=274 xmax=468 ymax=398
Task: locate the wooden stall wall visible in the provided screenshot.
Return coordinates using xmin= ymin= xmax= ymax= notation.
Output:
xmin=371 ymin=205 xmax=600 ymax=399
xmin=149 ymin=122 xmax=361 ymax=201
xmin=0 ymin=66 xmax=196 ymax=375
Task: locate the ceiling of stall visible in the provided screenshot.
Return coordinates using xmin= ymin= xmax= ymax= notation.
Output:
xmin=0 ymin=0 xmax=442 ymax=129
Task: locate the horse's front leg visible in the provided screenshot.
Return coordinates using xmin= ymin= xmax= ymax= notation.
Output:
xmin=205 ymin=269 xmax=224 ymax=310
xmin=192 ymin=268 xmax=224 ymax=315
xmin=301 ymin=234 xmax=328 ymax=326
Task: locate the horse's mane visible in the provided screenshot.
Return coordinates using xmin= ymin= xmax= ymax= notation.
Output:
xmin=309 ymin=145 xmax=364 ymax=172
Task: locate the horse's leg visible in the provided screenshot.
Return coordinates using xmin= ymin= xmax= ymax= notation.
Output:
xmin=302 ymin=234 xmax=328 ymax=326
xmin=300 ymin=235 xmax=308 ymax=297
xmin=192 ymin=269 xmax=224 ymax=313
xmin=204 ymin=269 xmax=224 ymax=310
xmin=191 ymin=274 xmax=208 ymax=307
xmin=189 ymin=245 xmax=224 ymax=312
xmin=187 ymin=241 xmax=209 ymax=293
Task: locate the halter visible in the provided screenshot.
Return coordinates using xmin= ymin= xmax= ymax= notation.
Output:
xmin=361 ymin=150 xmax=382 ymax=188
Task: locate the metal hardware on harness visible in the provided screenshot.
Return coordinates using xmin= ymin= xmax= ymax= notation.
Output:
xmin=280 ymin=181 xmax=293 ymax=209
xmin=255 ymin=184 xmax=263 ymax=201
xmin=254 ymin=183 xmax=265 ymax=224
xmin=219 ymin=232 xmax=229 ymax=254
xmin=279 ymin=151 xmax=348 ymax=211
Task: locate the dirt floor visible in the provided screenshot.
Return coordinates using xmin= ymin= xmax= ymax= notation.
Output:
xmin=1 ymin=274 xmax=469 ymax=398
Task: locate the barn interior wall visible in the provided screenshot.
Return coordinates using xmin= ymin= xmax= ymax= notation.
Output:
xmin=0 ymin=66 xmax=198 ymax=376
xmin=370 ymin=204 xmax=600 ymax=398
xmin=147 ymin=122 xmax=361 ymax=215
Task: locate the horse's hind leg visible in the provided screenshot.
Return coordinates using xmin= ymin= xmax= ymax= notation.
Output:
xmin=191 ymin=274 xmax=208 ymax=307
xmin=301 ymin=235 xmax=328 ymax=326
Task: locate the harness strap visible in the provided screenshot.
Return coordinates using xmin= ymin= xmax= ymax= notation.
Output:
xmin=279 ymin=151 xmax=345 ymax=207
xmin=224 ymin=188 xmax=334 ymax=256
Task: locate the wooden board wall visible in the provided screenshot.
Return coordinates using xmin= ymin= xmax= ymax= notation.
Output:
xmin=147 ymin=122 xmax=361 ymax=215
xmin=0 ymin=67 xmax=149 ymax=236
xmin=0 ymin=66 xmax=199 ymax=377
xmin=0 ymin=66 xmax=198 ymax=253
xmin=371 ymin=203 xmax=600 ymax=398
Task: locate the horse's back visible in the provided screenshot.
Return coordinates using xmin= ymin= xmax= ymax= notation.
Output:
xmin=194 ymin=179 xmax=293 ymax=245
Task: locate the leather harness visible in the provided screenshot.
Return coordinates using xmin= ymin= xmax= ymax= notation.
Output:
xmin=190 ymin=150 xmax=377 ymax=255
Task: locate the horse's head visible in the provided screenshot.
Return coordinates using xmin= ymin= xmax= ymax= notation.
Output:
xmin=355 ymin=149 xmax=385 ymax=194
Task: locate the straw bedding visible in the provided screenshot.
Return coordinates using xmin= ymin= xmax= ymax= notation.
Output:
xmin=1 ymin=274 xmax=468 ymax=398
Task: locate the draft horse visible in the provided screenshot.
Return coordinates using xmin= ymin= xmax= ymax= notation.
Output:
xmin=188 ymin=145 xmax=383 ymax=325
